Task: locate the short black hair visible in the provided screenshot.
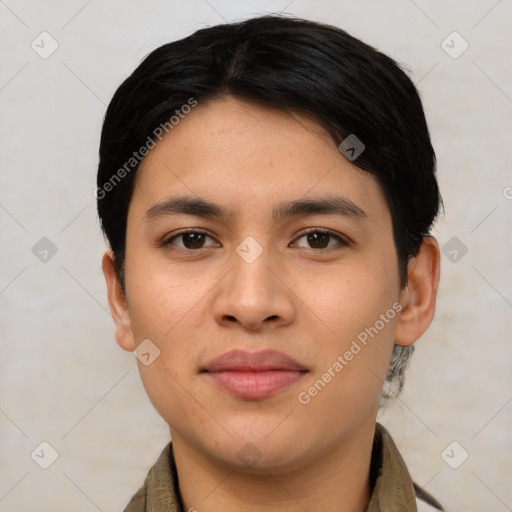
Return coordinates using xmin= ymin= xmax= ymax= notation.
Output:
xmin=97 ymin=14 xmax=442 ymax=396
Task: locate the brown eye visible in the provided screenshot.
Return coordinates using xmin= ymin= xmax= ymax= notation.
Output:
xmin=294 ymin=229 xmax=349 ymax=250
xmin=181 ymin=233 xmax=206 ymax=249
xmin=165 ymin=231 xmax=218 ymax=250
xmin=306 ymin=232 xmax=330 ymax=249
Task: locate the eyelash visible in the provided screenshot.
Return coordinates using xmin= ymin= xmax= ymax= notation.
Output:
xmin=162 ymin=228 xmax=351 ymax=251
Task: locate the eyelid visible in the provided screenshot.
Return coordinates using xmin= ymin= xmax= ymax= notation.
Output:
xmin=161 ymin=227 xmax=351 ymax=250
xmin=292 ymin=227 xmax=352 ymax=248
xmin=162 ymin=228 xmax=219 ymax=248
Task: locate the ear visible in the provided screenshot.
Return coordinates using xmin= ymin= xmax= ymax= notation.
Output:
xmin=102 ymin=250 xmax=136 ymax=352
xmin=394 ymin=236 xmax=441 ymax=346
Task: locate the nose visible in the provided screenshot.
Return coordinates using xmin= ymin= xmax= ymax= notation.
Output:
xmin=212 ymin=243 xmax=296 ymax=333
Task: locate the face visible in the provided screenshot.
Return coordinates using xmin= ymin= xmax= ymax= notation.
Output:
xmin=107 ymin=96 xmax=411 ymax=473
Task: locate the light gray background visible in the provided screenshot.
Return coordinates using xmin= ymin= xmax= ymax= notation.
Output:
xmin=1 ymin=1 xmax=511 ymax=511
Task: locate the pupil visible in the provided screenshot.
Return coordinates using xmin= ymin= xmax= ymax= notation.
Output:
xmin=308 ymin=232 xmax=328 ymax=248
xmin=185 ymin=233 xmax=204 ymax=248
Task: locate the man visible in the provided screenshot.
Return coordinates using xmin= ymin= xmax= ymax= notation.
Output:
xmin=97 ymin=15 xmax=444 ymax=511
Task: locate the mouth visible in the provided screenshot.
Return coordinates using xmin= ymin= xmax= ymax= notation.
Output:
xmin=202 ymin=349 xmax=308 ymax=400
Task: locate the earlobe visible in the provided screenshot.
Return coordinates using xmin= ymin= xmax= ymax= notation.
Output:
xmin=101 ymin=250 xmax=136 ymax=352
xmin=394 ymin=237 xmax=441 ymax=347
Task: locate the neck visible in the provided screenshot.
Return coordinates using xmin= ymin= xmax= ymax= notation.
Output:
xmin=171 ymin=422 xmax=376 ymax=512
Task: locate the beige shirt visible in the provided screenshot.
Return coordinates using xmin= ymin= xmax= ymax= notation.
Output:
xmin=123 ymin=422 xmax=443 ymax=512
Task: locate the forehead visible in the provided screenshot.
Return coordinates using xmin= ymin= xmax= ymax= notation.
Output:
xmin=130 ymin=96 xmax=390 ymax=225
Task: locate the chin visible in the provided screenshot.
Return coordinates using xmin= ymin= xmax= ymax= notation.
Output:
xmin=209 ymin=424 xmax=309 ymax=474
xmin=215 ymin=442 xmax=308 ymax=476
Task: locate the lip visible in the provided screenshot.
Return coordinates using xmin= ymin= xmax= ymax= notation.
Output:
xmin=202 ymin=349 xmax=308 ymax=400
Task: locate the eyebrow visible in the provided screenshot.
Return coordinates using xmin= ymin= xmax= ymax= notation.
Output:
xmin=143 ymin=195 xmax=368 ymax=223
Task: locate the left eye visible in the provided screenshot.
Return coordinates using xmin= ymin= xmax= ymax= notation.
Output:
xmin=293 ymin=230 xmax=347 ymax=249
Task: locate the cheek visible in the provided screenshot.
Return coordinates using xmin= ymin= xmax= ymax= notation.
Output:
xmin=296 ymin=259 xmax=400 ymax=341
xmin=294 ymin=255 xmax=400 ymax=399
xmin=136 ymin=359 xmax=200 ymax=436
xmin=124 ymin=252 xmax=208 ymax=341
xmin=295 ymin=284 xmax=398 ymax=424
xmin=123 ymin=258 xmax=212 ymax=408
xmin=126 ymin=269 xmax=207 ymax=426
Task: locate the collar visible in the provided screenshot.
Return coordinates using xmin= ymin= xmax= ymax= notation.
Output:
xmin=124 ymin=422 xmax=440 ymax=512
xmin=367 ymin=422 xmax=418 ymax=511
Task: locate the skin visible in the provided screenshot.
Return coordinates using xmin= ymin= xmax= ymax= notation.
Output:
xmin=103 ymin=96 xmax=440 ymax=512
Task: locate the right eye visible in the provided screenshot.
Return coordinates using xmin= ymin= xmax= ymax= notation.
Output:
xmin=163 ymin=230 xmax=220 ymax=251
